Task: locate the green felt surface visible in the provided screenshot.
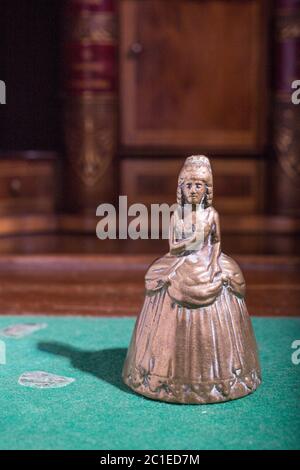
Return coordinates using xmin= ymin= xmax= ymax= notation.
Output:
xmin=0 ymin=315 xmax=299 ymax=450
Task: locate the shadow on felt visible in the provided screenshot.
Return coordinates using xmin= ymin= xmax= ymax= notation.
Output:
xmin=37 ymin=342 xmax=135 ymax=396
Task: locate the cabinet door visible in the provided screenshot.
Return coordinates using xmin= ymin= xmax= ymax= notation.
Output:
xmin=120 ymin=0 xmax=267 ymax=151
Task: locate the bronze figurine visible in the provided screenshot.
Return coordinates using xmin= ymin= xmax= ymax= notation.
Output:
xmin=123 ymin=155 xmax=261 ymax=404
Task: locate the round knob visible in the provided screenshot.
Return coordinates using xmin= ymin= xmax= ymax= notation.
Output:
xmin=128 ymin=42 xmax=143 ymax=57
xmin=9 ymin=178 xmax=22 ymax=197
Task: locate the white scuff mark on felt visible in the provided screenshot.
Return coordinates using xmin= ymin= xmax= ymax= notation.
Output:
xmin=18 ymin=371 xmax=75 ymax=389
xmin=0 ymin=323 xmax=48 ymax=339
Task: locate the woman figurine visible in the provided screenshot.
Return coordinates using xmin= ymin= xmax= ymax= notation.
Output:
xmin=122 ymin=155 xmax=261 ymax=404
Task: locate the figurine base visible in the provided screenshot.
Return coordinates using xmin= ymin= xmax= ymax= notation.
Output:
xmin=123 ymin=369 xmax=261 ymax=404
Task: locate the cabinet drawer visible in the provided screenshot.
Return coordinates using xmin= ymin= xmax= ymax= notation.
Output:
xmin=0 ymin=160 xmax=56 ymax=215
xmin=121 ymin=158 xmax=264 ymax=215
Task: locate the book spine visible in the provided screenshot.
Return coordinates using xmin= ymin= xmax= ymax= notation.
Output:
xmin=63 ymin=0 xmax=117 ymax=213
xmin=272 ymin=0 xmax=300 ymax=216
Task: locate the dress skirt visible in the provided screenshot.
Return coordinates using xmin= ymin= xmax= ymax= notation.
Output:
xmin=122 ymin=286 xmax=261 ymax=404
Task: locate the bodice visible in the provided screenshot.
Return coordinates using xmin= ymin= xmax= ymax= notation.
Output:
xmin=145 ymin=207 xmax=245 ymax=307
xmin=173 ymin=207 xmax=214 ymax=250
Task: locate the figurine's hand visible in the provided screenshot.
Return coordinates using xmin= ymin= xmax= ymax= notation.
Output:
xmin=170 ymin=231 xmax=198 ymax=255
xmin=184 ymin=231 xmax=200 ymax=250
xmin=170 ymin=244 xmax=186 ymax=256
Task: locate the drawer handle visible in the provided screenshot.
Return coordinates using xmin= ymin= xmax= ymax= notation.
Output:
xmin=9 ymin=178 xmax=22 ymax=197
xmin=128 ymin=42 xmax=143 ymax=58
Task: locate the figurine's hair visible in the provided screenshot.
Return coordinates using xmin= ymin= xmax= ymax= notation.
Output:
xmin=177 ymin=155 xmax=213 ymax=208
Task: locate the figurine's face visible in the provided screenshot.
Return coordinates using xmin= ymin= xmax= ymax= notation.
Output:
xmin=182 ymin=177 xmax=206 ymax=205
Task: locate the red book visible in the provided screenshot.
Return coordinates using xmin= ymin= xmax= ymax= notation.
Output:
xmin=62 ymin=0 xmax=117 ymax=212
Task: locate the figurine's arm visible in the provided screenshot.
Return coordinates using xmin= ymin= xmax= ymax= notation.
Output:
xmin=169 ymin=215 xmax=186 ymax=255
xmin=209 ymin=210 xmax=222 ymax=281
xmin=169 ymin=214 xmax=196 ymax=255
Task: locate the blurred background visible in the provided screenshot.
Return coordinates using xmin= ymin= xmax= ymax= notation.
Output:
xmin=0 ymin=3 xmax=299 ymax=452
xmin=0 ymin=0 xmax=299 ymax=256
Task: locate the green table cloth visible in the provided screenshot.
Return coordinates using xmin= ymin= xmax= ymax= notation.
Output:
xmin=0 ymin=315 xmax=299 ymax=450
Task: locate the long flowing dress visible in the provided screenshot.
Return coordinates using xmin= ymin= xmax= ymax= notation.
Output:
xmin=122 ymin=207 xmax=261 ymax=404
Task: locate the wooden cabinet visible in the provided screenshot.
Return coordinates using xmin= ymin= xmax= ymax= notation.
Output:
xmin=121 ymin=157 xmax=265 ymax=214
xmin=120 ymin=0 xmax=268 ymax=152
xmin=0 ymin=157 xmax=57 ymax=215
